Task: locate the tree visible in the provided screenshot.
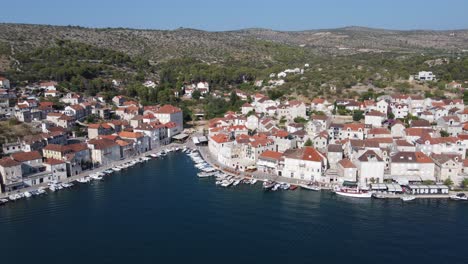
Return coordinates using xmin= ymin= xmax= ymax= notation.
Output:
xmin=353 ymin=110 xmax=364 ymax=121
xmin=444 ymin=178 xmax=454 ymax=188
xmin=440 ymin=130 xmax=450 ymax=137
xmin=388 ymin=112 xmax=395 ymax=120
xmin=192 ymin=90 xmax=201 ymax=100
xmin=461 ymin=178 xmax=468 ymax=189
xmin=294 ymin=117 xmax=308 ymax=124
xmin=304 ymin=138 xmax=313 ymax=147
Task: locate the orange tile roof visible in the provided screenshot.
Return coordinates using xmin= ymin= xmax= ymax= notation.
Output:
xmin=156 ymin=105 xmax=181 ymax=114
xmin=259 ymin=150 xmax=283 ymax=160
xmin=338 ymin=158 xmax=356 ymax=168
xmin=210 ymin=134 xmax=230 ymax=144
xmin=118 ymin=131 xmax=144 ymax=139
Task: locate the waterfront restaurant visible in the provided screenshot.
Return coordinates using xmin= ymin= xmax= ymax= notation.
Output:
xmin=370 ymin=183 xmax=403 ymax=194
xmin=407 ymin=185 xmax=449 ymax=195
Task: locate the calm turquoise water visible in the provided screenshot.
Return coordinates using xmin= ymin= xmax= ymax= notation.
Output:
xmin=1 ymin=152 xmax=467 ymax=264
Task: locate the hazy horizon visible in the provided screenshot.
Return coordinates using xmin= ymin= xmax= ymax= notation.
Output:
xmin=1 ymin=0 xmax=468 ymax=31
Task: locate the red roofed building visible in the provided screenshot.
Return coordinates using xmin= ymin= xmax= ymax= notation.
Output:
xmin=280 ymin=147 xmax=327 ymax=182
xmin=337 ymin=158 xmax=358 ymax=183
xmin=390 ymin=151 xmax=435 ymax=181
xmin=0 ymin=157 xmax=22 ymax=192
xmin=154 ymin=105 xmax=183 ymax=137
xmin=257 ymin=151 xmax=283 ymax=174
xmin=87 ymin=139 xmax=121 ymax=166
xmin=340 ymin=123 xmax=365 ymax=140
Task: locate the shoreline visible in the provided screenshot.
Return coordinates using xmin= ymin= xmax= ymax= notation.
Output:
xmin=0 ymin=138 xmax=464 ymax=203
xmin=195 ymin=144 xmax=461 ymax=200
xmin=0 ymin=142 xmax=187 ymax=200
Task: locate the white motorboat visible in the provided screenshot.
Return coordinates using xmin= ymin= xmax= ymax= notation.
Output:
xmin=401 ymin=195 xmax=416 ymax=202
xmin=0 ymin=198 xmax=8 ymax=205
xmin=221 ymin=179 xmax=234 ymax=187
xmin=232 ymin=179 xmax=241 ymax=186
xmin=334 ymin=187 xmax=372 ymax=198
xmin=23 ymin=191 xmax=32 ymax=198
xmin=62 ymin=182 xmax=74 ymax=188
xmin=250 ymin=179 xmax=258 ymax=185
xmin=37 ymin=188 xmax=47 ymax=195
xmin=112 ymin=167 xmax=121 ymax=172
xmin=281 ymin=183 xmax=291 ymax=190
xmin=49 ymin=185 xmax=57 ymax=192
xmin=8 ymin=194 xmax=19 ymax=201
xmin=272 ymin=183 xmax=281 ymax=191
xmin=197 ymin=172 xmax=216 ymax=178
xmin=90 ymin=174 xmax=103 ymax=181
xmin=449 ymin=193 xmax=468 ymax=201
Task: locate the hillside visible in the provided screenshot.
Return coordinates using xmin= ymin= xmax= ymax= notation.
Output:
xmin=0 ymin=24 xmax=467 ymax=64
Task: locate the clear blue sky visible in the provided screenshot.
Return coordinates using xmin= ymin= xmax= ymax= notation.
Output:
xmin=1 ymin=0 xmax=467 ymax=31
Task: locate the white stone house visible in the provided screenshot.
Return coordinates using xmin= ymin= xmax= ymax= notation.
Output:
xmin=279 ymin=147 xmax=327 ymax=182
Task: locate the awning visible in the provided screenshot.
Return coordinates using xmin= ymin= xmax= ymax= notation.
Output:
xmin=343 ymin=181 xmax=358 ymax=187
xmin=172 ymin=133 xmax=189 ymax=140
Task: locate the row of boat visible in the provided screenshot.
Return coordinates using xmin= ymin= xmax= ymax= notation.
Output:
xmin=1 ymin=149 xmax=167 ymax=205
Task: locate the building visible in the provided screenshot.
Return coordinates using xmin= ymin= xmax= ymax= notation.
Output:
xmin=257 ymin=150 xmax=283 ymax=174
xmin=87 ymin=139 xmax=121 ymax=166
xmin=0 ymin=157 xmax=23 ymax=192
xmin=0 ymin=77 xmax=10 ymax=89
xmin=279 ymin=147 xmax=327 ymax=182
xmin=354 ymin=150 xmax=385 ymax=187
xmin=414 ymin=71 xmax=436 ymax=81
xmin=365 ymin=111 xmax=386 ymax=127
xmin=339 ymin=123 xmax=365 ymax=140
xmin=154 ymin=105 xmax=183 ymax=137
xmin=337 ymin=158 xmax=357 ymax=183
xmin=390 ymin=151 xmax=435 ymax=181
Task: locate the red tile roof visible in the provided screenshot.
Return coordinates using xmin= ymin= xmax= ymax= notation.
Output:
xmin=0 ymin=157 xmax=21 ymax=167
xmin=283 ymin=147 xmax=324 ymax=162
xmin=210 ymin=134 xmax=230 ymax=144
xmin=156 ymin=105 xmax=181 ymax=114
xmin=11 ymin=151 xmax=42 ymax=162
xmin=338 ymin=158 xmax=356 ymax=169
xmin=259 ymin=150 xmax=283 ymax=160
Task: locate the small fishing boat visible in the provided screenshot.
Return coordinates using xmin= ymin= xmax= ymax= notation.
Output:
xmin=289 ymin=185 xmax=298 ymax=191
xmin=401 ymin=195 xmax=416 ymax=202
xmin=23 ymin=191 xmax=32 ymax=198
xmin=250 ymin=179 xmax=258 ymax=185
xmin=0 ymin=198 xmax=8 ymax=205
xmin=232 ymin=179 xmax=241 ymax=186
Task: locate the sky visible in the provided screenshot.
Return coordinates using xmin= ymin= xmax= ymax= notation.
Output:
xmin=1 ymin=0 xmax=468 ymax=31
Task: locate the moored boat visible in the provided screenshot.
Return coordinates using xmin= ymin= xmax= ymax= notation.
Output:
xmin=301 ymin=184 xmax=321 ymax=191
xmin=372 ymin=193 xmax=387 ymax=199
xmin=401 ymin=195 xmax=416 ymax=202
xmin=289 ymin=185 xmax=298 ymax=191
xmin=263 ymin=181 xmax=275 ymax=190
xmin=449 ymin=193 xmax=468 ymax=201
xmin=334 ymin=187 xmax=372 ymax=198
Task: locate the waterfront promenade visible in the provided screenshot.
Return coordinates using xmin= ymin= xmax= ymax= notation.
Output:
xmin=0 ymin=142 xmax=185 ymax=199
